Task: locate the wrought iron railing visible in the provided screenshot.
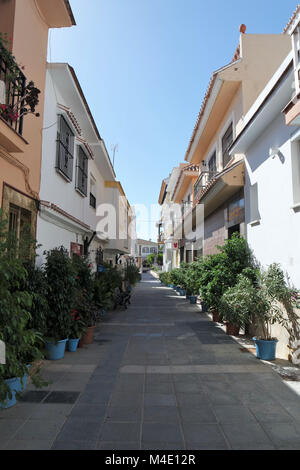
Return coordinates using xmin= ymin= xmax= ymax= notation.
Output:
xmin=193 ymin=171 xmax=218 ymax=203
xmin=0 ymin=41 xmax=26 ymax=135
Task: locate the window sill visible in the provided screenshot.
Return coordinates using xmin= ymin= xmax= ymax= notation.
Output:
xmin=75 ymin=187 xmax=87 ymax=198
xmin=56 ymin=168 xmax=72 ymax=183
xmin=291 ymin=203 xmax=300 ymax=212
xmin=249 ymin=219 xmax=261 ymax=227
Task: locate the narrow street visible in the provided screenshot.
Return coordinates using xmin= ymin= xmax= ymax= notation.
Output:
xmin=1 ymin=273 xmax=300 ymax=450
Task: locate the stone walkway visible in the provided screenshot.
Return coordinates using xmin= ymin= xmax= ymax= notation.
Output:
xmin=1 ymin=272 xmax=300 ymax=450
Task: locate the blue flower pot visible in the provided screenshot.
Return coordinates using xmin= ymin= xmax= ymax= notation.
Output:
xmin=253 ymin=337 xmax=278 ymax=361
xmin=179 ymin=289 xmax=186 ymax=297
xmin=0 ymin=377 xmax=20 ymax=409
xmin=68 ymin=338 xmax=79 ymax=353
xmin=190 ymin=296 xmax=197 ymax=304
xmin=45 ymin=339 xmax=68 ymax=361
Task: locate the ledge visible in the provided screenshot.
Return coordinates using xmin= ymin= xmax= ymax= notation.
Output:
xmin=0 ymin=117 xmax=28 ymax=153
xmin=249 ymin=219 xmax=261 ymax=227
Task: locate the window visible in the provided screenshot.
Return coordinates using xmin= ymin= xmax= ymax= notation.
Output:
xmin=186 ymin=250 xmax=192 ymax=263
xmin=208 ymin=151 xmax=217 ymax=174
xmin=142 ymin=247 xmax=150 ymax=254
xmin=249 ymin=183 xmax=260 ymax=224
xmin=150 ymin=247 xmax=156 ymax=254
xmin=76 ymin=147 xmax=88 ymax=196
xmin=222 ymin=123 xmax=233 ymax=168
xmin=90 ymin=176 xmax=96 ymax=209
xmin=8 ymin=204 xmax=32 ymax=257
xmin=56 ymin=115 xmax=75 ymax=180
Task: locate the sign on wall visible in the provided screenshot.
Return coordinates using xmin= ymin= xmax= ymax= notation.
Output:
xmin=173 ymin=241 xmax=178 ymax=250
xmin=70 ymin=243 xmax=83 ymax=257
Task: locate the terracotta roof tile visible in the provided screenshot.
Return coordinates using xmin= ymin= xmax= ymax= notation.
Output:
xmin=283 ymin=4 xmax=300 ymax=33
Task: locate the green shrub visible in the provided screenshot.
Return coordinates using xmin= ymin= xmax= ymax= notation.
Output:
xmin=44 ymin=247 xmax=75 ymax=342
xmin=159 ymin=272 xmax=170 ymax=285
xmin=0 ymin=212 xmax=45 ymax=403
xmin=124 ymin=264 xmax=141 ymax=286
xmin=94 ymin=264 xmax=123 ymax=310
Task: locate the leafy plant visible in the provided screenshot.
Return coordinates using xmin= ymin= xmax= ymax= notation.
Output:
xmin=124 ymin=264 xmax=141 ymax=286
xmin=0 ymin=212 xmax=45 ymax=403
xmin=94 ymin=264 xmax=123 ymax=310
xmin=69 ymin=309 xmax=88 ymax=339
xmin=73 ymin=290 xmax=100 ymax=328
xmin=220 ymin=274 xmax=258 ymax=328
xmin=44 ymin=247 xmax=75 ymax=342
xmin=253 ymin=264 xmax=291 ymax=341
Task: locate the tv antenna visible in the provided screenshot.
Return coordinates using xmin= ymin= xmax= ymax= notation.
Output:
xmin=111 ymin=144 xmax=119 ymax=168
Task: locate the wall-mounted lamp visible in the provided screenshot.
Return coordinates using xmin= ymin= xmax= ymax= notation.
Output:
xmin=269 ymin=147 xmax=284 ymax=163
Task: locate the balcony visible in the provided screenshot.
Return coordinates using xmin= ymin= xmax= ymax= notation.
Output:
xmin=193 ymin=171 xmax=218 ymax=204
xmin=0 ymin=42 xmax=26 ymax=133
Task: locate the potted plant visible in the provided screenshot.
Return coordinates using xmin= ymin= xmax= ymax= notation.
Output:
xmin=220 ymin=273 xmax=257 ymax=336
xmin=44 ymin=247 xmax=75 ymax=360
xmin=252 ymin=264 xmax=289 ymax=361
xmin=68 ymin=309 xmax=87 ymax=352
xmin=0 ymin=215 xmax=46 ymax=407
xmin=77 ymin=292 xmax=101 ymax=346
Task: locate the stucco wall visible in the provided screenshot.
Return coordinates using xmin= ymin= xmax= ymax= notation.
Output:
xmin=244 ymin=112 xmax=300 ymax=360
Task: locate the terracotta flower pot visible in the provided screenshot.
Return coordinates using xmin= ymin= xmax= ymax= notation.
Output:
xmin=211 ymin=309 xmax=221 ymax=323
xmin=226 ymin=323 xmax=240 ymax=336
xmin=78 ymin=326 xmax=95 ymax=346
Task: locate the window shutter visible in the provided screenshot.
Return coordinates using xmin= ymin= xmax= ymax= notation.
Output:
xmin=56 ymin=115 xmax=74 ymax=181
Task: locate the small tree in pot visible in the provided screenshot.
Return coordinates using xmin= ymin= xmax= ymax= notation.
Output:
xmin=44 ymin=247 xmax=75 ymax=359
xmin=220 ymin=271 xmax=258 ymax=336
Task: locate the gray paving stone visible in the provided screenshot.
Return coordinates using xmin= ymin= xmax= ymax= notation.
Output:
xmin=179 ymin=405 xmax=217 ymax=423
xmin=213 ymin=405 xmax=256 ymax=424
xmin=145 ymin=382 xmax=174 ymax=394
xmin=0 ymin=419 xmax=25 ymax=439
xmin=221 ymin=421 xmax=273 ymax=447
xmin=78 ymin=389 xmax=112 ymax=405
xmin=14 ymin=420 xmax=63 ymax=441
xmin=0 ymin=403 xmax=37 ymax=419
xmin=106 ymin=405 xmax=142 ymax=422
xmin=97 ymin=441 xmax=139 ymax=450
xmin=143 ymin=406 xmax=180 ymax=424
xmin=29 ymin=403 xmax=73 ymax=420
xmin=142 ymin=442 xmax=185 ymax=450
xmin=260 ymin=422 xmax=300 ymax=447
xmin=99 ymin=422 xmax=140 ymax=442
xmin=144 ymin=393 xmax=177 ymax=407
xmin=182 ymin=423 xmax=228 ymax=448
xmin=5 ymin=439 xmax=53 ymax=450
xmin=142 ymin=423 xmax=183 ymax=445
xmin=110 ymin=391 xmax=143 ymax=407
xmin=173 ymin=382 xmax=203 ymax=393
xmin=70 ymin=404 xmax=107 ymax=421
xmin=56 ymin=418 xmax=102 ymax=442
xmin=52 ymin=440 xmax=96 ymax=450
xmin=249 ymin=403 xmax=294 ymax=423
xmin=176 ymin=392 xmax=209 ymax=407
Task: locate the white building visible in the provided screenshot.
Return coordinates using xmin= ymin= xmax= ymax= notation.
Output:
xmin=230 ymin=13 xmax=300 ymax=358
xmin=37 ymin=63 xmax=132 ymax=268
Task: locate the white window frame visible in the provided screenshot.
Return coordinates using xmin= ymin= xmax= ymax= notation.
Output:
xmin=218 ymin=111 xmax=236 ymax=171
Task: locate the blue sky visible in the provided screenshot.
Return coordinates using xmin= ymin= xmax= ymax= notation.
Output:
xmin=49 ymin=0 xmax=298 ymax=240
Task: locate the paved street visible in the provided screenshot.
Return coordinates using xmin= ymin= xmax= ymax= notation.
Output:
xmin=1 ymin=272 xmax=300 ymax=450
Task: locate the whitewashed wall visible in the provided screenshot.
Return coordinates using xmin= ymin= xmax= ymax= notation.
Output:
xmin=245 ymin=112 xmax=300 ymax=289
